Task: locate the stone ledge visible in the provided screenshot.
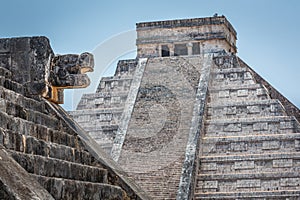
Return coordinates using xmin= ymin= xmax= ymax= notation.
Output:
xmin=209 ymin=83 xmax=262 ymax=91
xmin=194 ymin=190 xmax=300 ymax=199
xmin=32 ymin=174 xmax=126 ymax=200
xmin=197 ymin=171 xmax=300 ymax=181
xmin=208 ymin=99 xmax=280 ymax=107
xmin=203 ymin=132 xmax=300 ymax=142
xmin=206 ymin=116 xmax=296 ymax=125
xmin=200 ymin=152 xmax=300 ymax=162
xmin=10 ymin=150 xmax=108 ymax=183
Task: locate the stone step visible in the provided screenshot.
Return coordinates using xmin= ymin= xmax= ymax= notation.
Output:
xmin=196 ymin=173 xmax=300 ymax=194
xmin=10 ymin=151 xmax=108 ymax=184
xmin=0 ymin=86 xmax=46 ymax=114
xmin=211 ymin=67 xmax=255 ymax=87
xmin=197 ymin=171 xmax=300 ymax=181
xmin=0 ymin=112 xmax=81 ymax=149
xmin=0 ymin=76 xmax=25 ymax=95
xmin=208 ymin=83 xmax=269 ymax=102
xmin=207 ymin=99 xmax=286 ymax=119
xmin=3 ymin=100 xmax=60 ymax=131
xmin=199 ymin=152 xmax=300 ymax=174
xmin=33 ymin=174 xmax=126 ymax=200
xmin=194 ymin=190 xmax=300 ymax=199
xmin=1 ymin=131 xmax=92 ymax=165
xmin=205 ymin=116 xmax=300 ymax=137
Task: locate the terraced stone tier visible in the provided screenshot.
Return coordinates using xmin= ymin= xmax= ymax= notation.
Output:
xmin=200 ymin=152 xmax=300 ymax=174
xmin=205 ymin=116 xmax=300 ymax=137
xmin=207 ymin=99 xmax=286 ymax=119
xmin=202 ymin=132 xmax=300 ymax=156
xmin=33 ymin=174 xmax=127 ymax=200
xmin=211 ymin=67 xmax=255 ymax=87
xmin=10 ymin=151 xmax=107 ymax=183
xmin=209 ymin=84 xmax=270 ymax=103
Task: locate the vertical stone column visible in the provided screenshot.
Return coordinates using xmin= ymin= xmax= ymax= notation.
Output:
xmin=187 ymin=43 xmax=193 ymax=56
xmin=169 ymin=44 xmax=175 ymax=56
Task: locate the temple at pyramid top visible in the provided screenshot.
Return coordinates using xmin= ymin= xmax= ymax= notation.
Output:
xmin=136 ymin=15 xmax=237 ymax=57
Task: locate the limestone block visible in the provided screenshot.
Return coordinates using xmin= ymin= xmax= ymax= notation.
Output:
xmin=237 ymin=89 xmax=248 ymax=97
xmin=280 ymin=178 xmax=300 ymax=187
xmin=201 ymin=162 xmax=217 ymax=171
xmin=230 ymin=142 xmax=247 ymax=152
xmin=226 ymin=106 xmax=236 ymax=115
xmin=229 ymin=72 xmax=238 ymax=81
xmin=219 ymin=90 xmax=229 ymax=98
xmin=273 ymin=159 xmax=293 ymax=168
xmin=200 ymin=181 xmax=218 ymax=189
xmin=244 ymin=72 xmax=252 ymax=80
xmin=234 ymin=161 xmax=255 ymax=170
xmin=216 ymin=74 xmax=224 ymax=80
xmin=280 ymin=121 xmax=294 ymax=129
xmin=262 ymin=141 xmax=280 ymax=150
xmin=224 ymin=123 xmax=241 ymax=132
xmin=247 ymin=105 xmax=260 ymax=114
xmin=236 ymin=179 xmax=261 ymax=188
xmin=256 ymin=88 xmax=266 ymax=96
xmin=94 ymin=98 xmax=104 ymax=105
xmin=253 ymin=122 xmax=268 ymax=131
xmin=261 ymin=180 xmax=280 ymax=191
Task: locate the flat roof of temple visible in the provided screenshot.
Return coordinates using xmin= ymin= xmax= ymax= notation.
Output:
xmin=136 ymin=16 xmax=237 ymax=38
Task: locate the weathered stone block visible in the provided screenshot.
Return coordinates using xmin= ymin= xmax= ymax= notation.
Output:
xmin=273 ymin=159 xmax=293 ymax=168
xmin=280 ymin=121 xmax=294 ymax=129
xmin=224 ymin=123 xmax=241 ymax=132
xmin=219 ymin=90 xmax=229 ymax=98
xmin=234 ymin=161 xmax=255 ymax=170
xmin=201 ymin=162 xmax=217 ymax=171
xmin=280 ymin=178 xmax=300 ymax=187
xmin=200 ymin=181 xmax=218 ymax=189
xmin=247 ymin=105 xmax=260 ymax=114
xmin=253 ymin=122 xmax=268 ymax=131
xmin=262 ymin=140 xmax=280 ymax=150
xmin=236 ymin=179 xmax=260 ymax=188
xmin=237 ymin=89 xmax=248 ymax=97
xmin=230 ymin=142 xmax=248 ymax=152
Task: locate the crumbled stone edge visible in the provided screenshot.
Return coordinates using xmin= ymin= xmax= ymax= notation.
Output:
xmin=45 ymin=100 xmax=151 ymax=200
xmin=176 ymin=54 xmax=213 ymax=200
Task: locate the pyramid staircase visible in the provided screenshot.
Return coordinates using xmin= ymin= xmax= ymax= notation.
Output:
xmin=194 ymin=55 xmax=300 ymax=199
xmin=0 ymin=62 xmax=145 ymax=199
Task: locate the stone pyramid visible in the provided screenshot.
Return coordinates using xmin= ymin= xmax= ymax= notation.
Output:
xmin=71 ymin=16 xmax=300 ymax=199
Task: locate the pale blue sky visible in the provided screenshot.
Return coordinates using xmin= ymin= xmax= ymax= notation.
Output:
xmin=1 ymin=0 xmax=299 ymax=110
